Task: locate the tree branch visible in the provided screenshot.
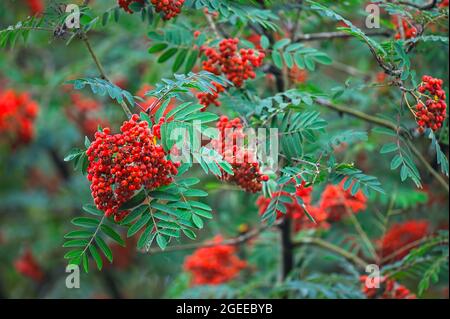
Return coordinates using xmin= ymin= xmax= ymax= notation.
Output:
xmin=141 ymin=220 xmax=282 ymax=254
xmin=293 ymin=237 xmax=369 ymax=269
xmin=315 ymin=98 xmax=449 ymax=192
xmin=81 ymin=33 xmax=133 ymax=118
xmin=295 ymin=30 xmax=392 ymax=42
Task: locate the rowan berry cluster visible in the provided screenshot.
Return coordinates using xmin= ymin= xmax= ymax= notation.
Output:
xmin=151 ymin=0 xmax=185 ymax=20
xmin=183 ymin=235 xmax=247 ymax=285
xmin=360 ymin=276 xmax=416 ymax=299
xmin=66 ymin=93 xmax=108 ymax=139
xmin=256 ymin=182 xmax=329 ymax=232
xmin=379 ymin=220 xmax=429 ymax=262
xmin=118 ymin=0 xmax=144 ymax=13
xmin=0 ymin=89 xmax=39 ymax=147
xmin=319 ymin=180 xmax=367 ymax=222
xmin=415 ymin=75 xmax=447 ymax=133
xmin=211 ymin=116 xmax=268 ymax=193
xmin=392 ymin=16 xmax=417 ymax=40
xmin=14 ymin=249 xmax=44 ymax=283
xmin=86 ymin=114 xmax=179 ymax=221
xmin=197 ymin=82 xmax=225 ymax=110
xmin=198 ymin=38 xmax=265 ymax=109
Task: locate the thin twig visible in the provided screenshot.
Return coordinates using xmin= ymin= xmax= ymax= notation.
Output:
xmin=316 ymin=98 xmax=449 ymax=193
xmin=81 ymin=33 xmax=133 ymax=118
xmin=141 ymin=219 xmax=282 ymax=254
xmin=295 ymin=30 xmax=392 ymax=42
xmin=293 ymin=237 xmax=368 ymax=269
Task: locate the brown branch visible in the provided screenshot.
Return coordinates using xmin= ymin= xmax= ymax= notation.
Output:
xmin=315 ymin=98 xmax=399 ymax=131
xmin=141 ymin=220 xmax=282 ymax=254
xmin=293 ymin=237 xmax=368 ymax=269
xmin=295 ymin=30 xmax=392 ymax=42
xmin=279 ymin=218 xmax=294 ymax=280
xmin=389 ymin=0 xmax=438 ymax=10
xmin=406 ymin=139 xmax=450 ymax=192
xmin=81 ymin=33 xmax=133 ymax=118
xmin=380 ymin=236 xmax=449 ymax=264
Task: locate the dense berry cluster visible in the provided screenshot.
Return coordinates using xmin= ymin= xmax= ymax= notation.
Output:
xmin=197 ymin=82 xmax=225 ymax=110
xmin=379 ymin=220 xmax=429 ymax=262
xmin=14 ymin=249 xmax=44 ymax=282
xmin=183 ymin=236 xmax=247 ymax=285
xmin=198 ymin=38 xmax=265 ymax=109
xmin=360 ymin=275 xmax=416 ymax=299
xmin=319 ymin=180 xmax=367 ymax=222
xmin=118 ymin=0 xmax=145 ymax=13
xmin=256 ymin=182 xmax=329 ymax=232
xmin=25 ymin=0 xmax=44 ymax=15
xmin=86 ymin=114 xmax=179 ymax=221
xmin=0 ymin=89 xmax=39 ymax=147
xmin=392 ymin=16 xmax=417 ymax=40
xmin=415 ymin=75 xmax=447 ymax=133
xmin=66 ymin=93 xmax=108 ymax=139
xmin=211 ymin=116 xmax=268 ymax=193
xmin=151 ymin=0 xmax=185 ymax=20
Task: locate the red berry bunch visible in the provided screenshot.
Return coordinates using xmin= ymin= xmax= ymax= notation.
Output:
xmin=379 ymin=220 xmax=429 ymax=262
xmin=66 ymin=93 xmax=109 ymax=139
xmin=151 ymin=0 xmax=185 ymax=20
xmin=183 ymin=235 xmax=247 ymax=286
xmin=319 ymin=179 xmax=367 ymax=222
xmin=197 ymin=82 xmax=225 ymax=110
xmin=118 ymin=0 xmax=145 ymax=13
xmin=86 ymin=114 xmax=179 ymax=221
xmin=415 ymin=75 xmax=447 ymax=133
xmin=256 ymin=182 xmax=329 ymax=232
xmin=198 ymin=38 xmax=265 ymax=109
xmin=392 ymin=16 xmax=417 ymax=40
xmin=360 ymin=275 xmax=416 ymax=299
xmin=203 ymin=38 xmax=265 ymax=87
xmin=0 ymin=89 xmax=39 ymax=147
xmin=211 ymin=116 xmax=268 ymax=193
xmin=14 ymin=248 xmax=44 ymax=283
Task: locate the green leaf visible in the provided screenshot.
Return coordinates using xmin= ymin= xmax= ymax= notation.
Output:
xmin=156 ymin=234 xmax=168 ymax=250
xmin=89 ymin=245 xmax=103 ymax=270
xmin=127 ymin=212 xmax=152 ymax=237
xmin=148 ymin=43 xmax=168 ymax=53
xmin=64 ymin=230 xmax=93 ymax=239
xmin=95 ymin=236 xmax=113 ymax=263
xmin=82 ymin=204 xmax=104 ymax=216
xmin=101 ymin=224 xmax=125 ymax=246
xmin=71 ymin=217 xmax=100 ymax=228
xmin=119 ymin=190 xmax=146 ymax=210
xmin=173 ymin=49 xmax=188 ymax=73
xmin=64 ymin=249 xmax=83 ymax=259
xmin=380 ymin=143 xmax=398 ymax=154
xmin=121 ymin=205 xmax=149 ymax=225
xmin=64 ymin=148 xmax=84 ymax=162
xmin=192 ymin=214 xmax=204 ymax=229
xmin=63 ymin=239 xmax=89 ymax=248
